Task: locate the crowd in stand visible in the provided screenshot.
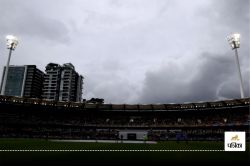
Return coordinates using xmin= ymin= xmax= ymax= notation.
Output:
xmin=0 ymin=107 xmax=249 ymax=141
xmin=0 ymin=110 xmax=248 ymax=127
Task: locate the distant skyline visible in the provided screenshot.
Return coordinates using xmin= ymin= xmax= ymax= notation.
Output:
xmin=0 ymin=0 xmax=249 ymax=104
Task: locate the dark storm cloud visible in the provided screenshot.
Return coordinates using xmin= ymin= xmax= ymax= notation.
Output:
xmin=196 ymin=0 xmax=250 ymax=99
xmin=190 ymin=53 xmax=249 ymax=101
xmin=0 ymin=0 xmax=70 ymax=43
xmin=140 ymin=52 xmax=249 ymax=104
xmin=138 ymin=0 xmax=250 ymax=103
xmin=0 ymin=0 xmax=249 ymax=104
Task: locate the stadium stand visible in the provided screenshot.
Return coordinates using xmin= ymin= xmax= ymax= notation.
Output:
xmin=0 ymin=95 xmax=249 ymax=141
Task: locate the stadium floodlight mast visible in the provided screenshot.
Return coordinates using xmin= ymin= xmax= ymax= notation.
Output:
xmin=0 ymin=35 xmax=19 ymax=95
xmin=227 ymin=33 xmax=244 ymax=98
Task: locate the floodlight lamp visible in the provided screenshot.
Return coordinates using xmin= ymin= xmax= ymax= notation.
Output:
xmin=227 ymin=33 xmax=240 ymax=49
xmin=6 ymin=35 xmax=18 ymax=50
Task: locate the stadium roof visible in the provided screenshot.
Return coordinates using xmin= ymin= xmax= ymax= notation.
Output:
xmin=0 ymin=95 xmax=249 ymax=112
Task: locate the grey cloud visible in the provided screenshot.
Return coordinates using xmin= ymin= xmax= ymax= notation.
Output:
xmin=197 ymin=0 xmax=249 ymax=26
xmin=212 ymin=0 xmax=250 ymax=26
xmin=190 ymin=53 xmax=249 ymax=100
xmin=0 ymin=0 xmax=249 ymax=104
xmin=0 ymin=0 xmax=70 ymax=43
xmin=139 ymin=52 xmax=249 ymax=104
xmin=84 ymin=74 xmax=138 ymax=104
xmin=217 ymin=76 xmax=250 ymax=100
xmin=215 ymin=0 xmax=250 ymax=66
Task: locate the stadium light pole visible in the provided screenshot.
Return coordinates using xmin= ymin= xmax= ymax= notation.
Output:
xmin=0 ymin=35 xmax=19 ymax=95
xmin=227 ymin=33 xmax=244 ymax=98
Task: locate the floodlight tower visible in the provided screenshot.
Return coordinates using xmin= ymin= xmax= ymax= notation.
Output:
xmin=227 ymin=33 xmax=244 ymax=98
xmin=1 ymin=35 xmax=19 ymax=95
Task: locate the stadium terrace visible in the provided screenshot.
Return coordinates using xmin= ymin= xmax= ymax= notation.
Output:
xmin=0 ymin=95 xmax=249 ymax=141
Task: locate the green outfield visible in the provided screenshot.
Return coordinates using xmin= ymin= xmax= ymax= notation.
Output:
xmin=0 ymin=139 xmax=249 ymax=164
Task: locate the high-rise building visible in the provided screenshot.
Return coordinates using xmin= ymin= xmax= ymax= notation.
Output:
xmin=59 ymin=63 xmax=79 ymax=101
xmin=42 ymin=63 xmax=83 ymax=102
xmin=42 ymin=63 xmax=62 ymax=101
xmin=0 ymin=65 xmax=44 ymax=98
xmin=76 ymin=75 xmax=84 ymax=102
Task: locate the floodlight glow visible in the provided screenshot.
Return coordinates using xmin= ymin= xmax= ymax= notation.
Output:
xmin=6 ymin=35 xmax=18 ymax=50
xmin=226 ymin=33 xmax=244 ymax=98
xmin=1 ymin=35 xmax=19 ymax=95
xmin=227 ymin=33 xmax=240 ymax=49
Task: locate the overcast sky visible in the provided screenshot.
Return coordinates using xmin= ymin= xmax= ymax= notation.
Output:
xmin=0 ymin=0 xmax=249 ymax=104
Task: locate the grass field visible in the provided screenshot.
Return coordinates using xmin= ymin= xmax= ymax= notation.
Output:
xmin=0 ymin=138 xmax=249 ymax=164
